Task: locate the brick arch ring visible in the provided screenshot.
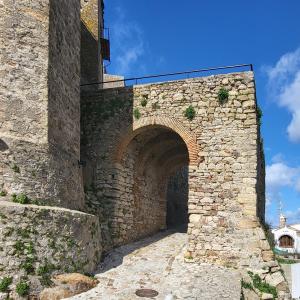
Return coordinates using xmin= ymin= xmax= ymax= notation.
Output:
xmin=113 ymin=116 xmax=200 ymax=166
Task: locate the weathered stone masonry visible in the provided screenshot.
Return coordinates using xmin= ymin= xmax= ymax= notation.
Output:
xmin=0 ymin=0 xmax=290 ymax=297
xmin=0 ymin=0 xmax=102 ymax=293
xmin=0 ymin=0 xmax=84 ymax=210
xmin=81 ymin=71 xmax=271 ymax=270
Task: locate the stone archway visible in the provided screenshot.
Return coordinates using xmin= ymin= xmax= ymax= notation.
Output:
xmin=113 ymin=116 xmax=200 ymax=166
xmin=107 ymin=117 xmax=201 ymax=245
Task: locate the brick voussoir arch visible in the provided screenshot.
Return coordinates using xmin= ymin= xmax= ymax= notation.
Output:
xmin=114 ymin=116 xmax=200 ymax=166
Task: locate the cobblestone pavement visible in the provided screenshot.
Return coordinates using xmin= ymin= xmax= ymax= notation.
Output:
xmin=69 ymin=230 xmax=241 ymax=300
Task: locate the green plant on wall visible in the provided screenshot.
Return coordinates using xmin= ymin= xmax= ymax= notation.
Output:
xmin=257 ymin=106 xmax=263 ymax=125
xmin=218 ymin=88 xmax=229 ymax=105
xmin=184 ymin=105 xmax=196 ymax=121
xmin=11 ymin=164 xmax=20 ymax=173
xmin=0 ymin=277 xmax=12 ymax=293
xmin=133 ymin=108 xmax=141 ymax=120
xmin=16 ymin=280 xmax=30 ymax=296
xmin=141 ymin=98 xmax=148 ymax=107
xmin=12 ymin=193 xmax=31 ymax=205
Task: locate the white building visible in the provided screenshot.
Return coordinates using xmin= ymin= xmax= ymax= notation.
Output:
xmin=272 ymin=214 xmax=300 ymax=255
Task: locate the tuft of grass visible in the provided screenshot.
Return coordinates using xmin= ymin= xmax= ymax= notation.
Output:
xmin=248 ymin=271 xmax=277 ymax=298
xmin=16 ymin=280 xmax=30 ymax=296
xmin=11 ymin=164 xmax=20 ymax=173
xmin=133 ymin=108 xmax=141 ymax=120
xmin=0 ymin=277 xmax=13 ymax=292
xmin=141 ymin=99 xmax=148 ymax=107
xmin=12 ymin=193 xmax=31 ymax=205
xmin=0 ymin=190 xmax=7 ymax=197
xmin=257 ymin=106 xmax=263 ymax=125
xmin=241 ymin=279 xmax=253 ymax=290
xmin=184 ymin=105 xmax=196 ymax=121
xmin=218 ymin=88 xmax=229 ymax=105
xmin=21 ymin=257 xmax=35 ymax=274
xmin=277 ymin=257 xmax=297 ymax=264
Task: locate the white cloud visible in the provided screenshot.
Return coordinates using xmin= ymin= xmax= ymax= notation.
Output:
xmin=285 ymin=208 xmax=300 ymax=224
xmin=109 ymin=6 xmax=146 ymax=76
xmin=265 ymin=47 xmax=300 ymax=143
xmin=296 ymin=179 xmax=300 ymax=193
xmin=266 ymin=157 xmax=300 ymax=215
xmin=266 ymin=162 xmax=299 ymax=188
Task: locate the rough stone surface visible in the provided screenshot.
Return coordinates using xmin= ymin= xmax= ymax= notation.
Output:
xmin=0 ymin=201 xmax=101 ymax=293
xmin=40 ymin=273 xmax=98 ymax=300
xmin=40 ymin=286 xmax=73 ymax=300
xmin=0 ymin=293 xmax=8 ymax=300
xmin=0 ymin=0 xmax=84 ymax=210
xmin=242 ymin=288 xmax=260 ymax=300
xmin=261 ymin=293 xmax=274 ymax=300
xmin=69 ymin=230 xmax=242 ymax=300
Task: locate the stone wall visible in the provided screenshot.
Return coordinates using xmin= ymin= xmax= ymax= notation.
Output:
xmin=80 ymin=71 xmax=271 ymax=268
xmin=80 ymin=0 xmax=104 ymax=87
xmin=0 ymin=0 xmax=84 ymax=210
xmin=0 ymin=201 xmax=101 ymax=294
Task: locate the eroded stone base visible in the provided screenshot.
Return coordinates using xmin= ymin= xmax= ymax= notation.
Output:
xmin=0 ymin=202 xmax=101 ymax=294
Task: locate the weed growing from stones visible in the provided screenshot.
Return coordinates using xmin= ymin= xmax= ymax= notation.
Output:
xmin=184 ymin=105 xmax=196 ymax=121
xmin=0 ymin=190 xmax=7 ymax=196
xmin=248 ymin=271 xmax=277 ymax=298
xmin=218 ymin=88 xmax=229 ymax=105
xmin=16 ymin=280 xmax=30 ymax=296
xmin=133 ymin=108 xmax=141 ymax=120
xmin=141 ymin=99 xmax=148 ymax=107
xmin=11 ymin=164 xmax=20 ymax=173
xmin=0 ymin=277 xmax=12 ymax=292
xmin=257 ymin=106 xmax=263 ymax=125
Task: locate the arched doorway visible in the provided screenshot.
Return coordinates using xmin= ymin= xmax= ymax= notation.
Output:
xmin=114 ymin=125 xmax=190 ymax=244
xmin=279 ymin=235 xmax=294 ymax=248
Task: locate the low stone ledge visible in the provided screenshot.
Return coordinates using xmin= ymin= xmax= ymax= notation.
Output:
xmin=0 ymin=201 xmax=101 ymax=295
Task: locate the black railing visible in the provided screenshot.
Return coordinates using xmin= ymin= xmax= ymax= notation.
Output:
xmin=80 ymin=63 xmax=253 ymax=87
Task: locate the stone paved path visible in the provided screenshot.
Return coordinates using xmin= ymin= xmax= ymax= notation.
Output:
xmin=69 ymin=230 xmax=241 ymax=300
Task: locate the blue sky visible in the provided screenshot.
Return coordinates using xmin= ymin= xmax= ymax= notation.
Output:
xmin=104 ymin=0 xmax=300 ymax=226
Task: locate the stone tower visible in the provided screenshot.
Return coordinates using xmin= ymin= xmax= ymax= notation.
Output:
xmin=0 ymin=0 xmax=84 ymax=210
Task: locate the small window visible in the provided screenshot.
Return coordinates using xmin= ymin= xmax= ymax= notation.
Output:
xmin=279 ymin=235 xmax=294 ymax=248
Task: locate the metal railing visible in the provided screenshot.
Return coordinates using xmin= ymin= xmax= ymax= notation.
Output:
xmin=80 ymin=63 xmax=253 ymax=87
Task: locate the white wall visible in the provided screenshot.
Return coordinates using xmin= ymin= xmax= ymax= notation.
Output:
xmin=291 ymin=263 xmax=300 ymax=299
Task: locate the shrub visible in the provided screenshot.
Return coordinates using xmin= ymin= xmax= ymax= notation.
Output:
xmin=248 ymin=271 xmax=277 ymax=298
xmin=0 ymin=190 xmax=7 ymax=197
xmin=218 ymin=88 xmax=229 ymax=105
xmin=184 ymin=105 xmax=196 ymax=121
xmin=12 ymin=193 xmax=30 ymax=204
xmin=257 ymin=106 xmax=263 ymax=125
xmin=241 ymin=279 xmax=253 ymax=290
xmin=11 ymin=164 xmax=20 ymax=173
xmin=277 ymin=257 xmax=297 ymax=264
xmin=141 ymin=99 xmax=148 ymax=107
xmin=16 ymin=281 xmax=30 ymax=296
xmin=0 ymin=277 xmax=12 ymax=292
xmin=133 ymin=108 xmax=141 ymax=120
xmin=21 ymin=257 xmax=35 ymax=274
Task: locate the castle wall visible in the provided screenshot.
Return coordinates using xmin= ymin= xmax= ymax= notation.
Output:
xmin=80 ymin=0 xmax=104 ymax=87
xmin=0 ymin=0 xmax=84 ymax=209
xmin=80 ymin=72 xmax=272 ymax=270
xmin=0 ymin=201 xmax=101 ymax=293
